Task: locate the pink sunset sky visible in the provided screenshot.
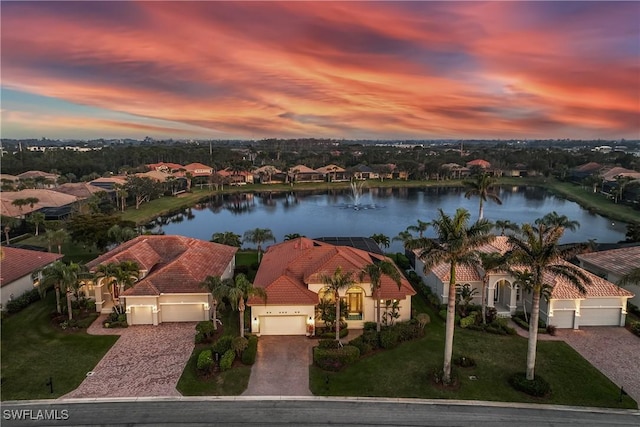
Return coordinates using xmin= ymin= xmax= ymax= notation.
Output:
xmin=1 ymin=1 xmax=638 ymax=140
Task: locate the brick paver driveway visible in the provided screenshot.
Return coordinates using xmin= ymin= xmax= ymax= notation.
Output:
xmin=555 ymin=327 xmax=640 ymax=403
xmin=243 ymin=336 xmax=316 ymax=396
xmin=64 ymin=317 xmax=196 ymax=399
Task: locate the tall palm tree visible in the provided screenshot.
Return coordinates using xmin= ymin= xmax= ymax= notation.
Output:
xmin=46 ymin=229 xmax=68 ymax=254
xmin=393 ymin=230 xmax=414 ymax=250
xmin=478 ymin=252 xmax=505 ymax=324
xmin=200 ymin=275 xmax=230 ymax=330
xmin=218 ymin=273 xmax=266 ymax=337
xmin=359 ymin=260 xmax=402 ymax=332
xmin=41 ymin=260 xmax=68 ymax=314
xmin=11 ymin=199 xmax=29 ymax=218
xmin=243 ymin=228 xmax=276 ymax=262
xmin=535 ymin=211 xmax=580 ymax=231
xmin=505 ymin=223 xmax=588 ymax=381
xmin=321 ymin=266 xmax=355 ymax=341
xmin=494 ymin=219 xmax=519 ymax=236
xmin=407 ymin=219 xmax=429 ymax=238
xmin=28 ymin=212 xmax=46 ymax=236
xmin=95 ymin=261 xmax=140 ymax=314
xmin=369 ymin=233 xmax=390 ymax=250
xmin=107 ymin=224 xmax=137 ymax=245
xmin=463 ymin=173 xmax=502 ymax=220
xmin=407 ymin=208 xmax=494 ymax=384
xmin=211 ymin=231 xmax=242 ymax=247
xmin=2 ymin=216 xmax=19 ymax=245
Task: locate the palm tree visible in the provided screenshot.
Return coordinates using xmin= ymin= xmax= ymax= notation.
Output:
xmin=46 ymin=229 xmax=68 ymax=254
xmin=95 ymin=261 xmax=140 ymax=314
xmin=494 ymin=219 xmax=519 ymax=236
xmin=478 ymin=252 xmax=505 ymax=325
xmin=218 ymin=273 xmax=266 ymax=338
xmin=211 ymin=231 xmax=242 ymax=247
xmin=11 ymin=199 xmax=29 ymax=218
xmin=107 ymin=224 xmax=137 ymax=245
xmin=505 ymin=223 xmax=588 ymax=381
xmin=25 ymin=197 xmax=39 ymax=210
xmin=359 ymin=260 xmax=402 ymax=332
xmin=407 ymin=219 xmax=429 ymax=238
xmin=321 ymin=266 xmax=355 ymax=341
xmin=369 ymin=233 xmax=390 ymax=250
xmin=463 ymin=173 xmax=502 ymax=220
xmin=2 ymin=216 xmax=19 ymax=245
xmin=284 ymin=233 xmax=305 ymax=241
xmin=41 ymin=260 xmax=67 ymax=314
xmin=393 ymin=230 xmax=414 ymax=250
xmin=200 ymin=275 xmax=229 ymax=330
xmin=114 ymin=184 xmax=128 ymax=212
xmin=28 ymin=212 xmax=46 ymax=236
xmin=535 ymin=211 xmax=580 ymax=231
xmin=407 ymin=208 xmax=494 ymax=384
xmin=243 ymin=228 xmax=276 ymax=262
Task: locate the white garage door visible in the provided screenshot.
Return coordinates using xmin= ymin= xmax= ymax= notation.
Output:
xmin=130 ymin=306 xmax=153 ymax=325
xmin=550 ymin=310 xmax=574 ymax=328
xmin=161 ymin=304 xmax=203 ymax=322
xmin=260 ymin=315 xmax=306 ymax=335
xmin=580 ymin=308 xmax=621 ymax=327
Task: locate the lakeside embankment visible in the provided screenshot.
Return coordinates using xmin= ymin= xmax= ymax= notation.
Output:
xmin=120 ymin=177 xmax=640 ymax=227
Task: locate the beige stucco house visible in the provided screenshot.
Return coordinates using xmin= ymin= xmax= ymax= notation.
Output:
xmin=413 ymin=236 xmax=634 ymax=329
xmin=248 ymin=238 xmax=415 ymax=336
xmin=85 ymin=235 xmax=237 ymax=325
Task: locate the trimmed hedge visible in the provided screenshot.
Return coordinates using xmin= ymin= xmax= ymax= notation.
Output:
xmin=630 ymin=320 xmax=640 ymax=337
xmin=319 ymin=327 xmax=349 ymax=339
xmin=379 ymin=328 xmax=400 ymax=349
xmin=460 ymin=315 xmax=476 ymax=329
xmin=313 ymin=345 xmax=360 ymax=371
xmin=196 ymin=320 xmax=215 ymax=337
xmin=232 ymin=336 xmax=248 ymax=357
xmin=242 ymin=335 xmax=258 ymax=365
xmin=415 ymin=313 xmax=431 ymax=328
xmin=197 ymin=349 xmax=214 ymax=372
xmin=348 ymin=336 xmax=373 ymax=356
xmin=212 ymin=335 xmax=233 ymax=355
xmin=220 ymin=349 xmax=235 ymax=371
xmin=5 ymin=288 xmax=41 ymax=314
xmin=509 ymin=372 xmax=551 ymax=397
xmin=318 ymin=339 xmax=341 ymax=349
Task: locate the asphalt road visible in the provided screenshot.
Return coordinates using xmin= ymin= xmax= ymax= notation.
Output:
xmin=2 ymin=397 xmax=638 ymax=427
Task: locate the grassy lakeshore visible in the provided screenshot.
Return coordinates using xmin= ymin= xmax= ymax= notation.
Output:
xmin=120 ymin=177 xmax=640 ymax=226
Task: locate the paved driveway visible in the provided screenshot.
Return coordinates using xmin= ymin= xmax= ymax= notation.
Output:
xmin=555 ymin=327 xmax=640 ymax=404
xmin=63 ymin=317 xmax=196 ymax=399
xmin=243 ymin=336 xmax=316 ymax=396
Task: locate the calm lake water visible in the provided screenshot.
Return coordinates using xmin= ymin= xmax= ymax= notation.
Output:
xmin=158 ymin=186 xmax=627 ymax=253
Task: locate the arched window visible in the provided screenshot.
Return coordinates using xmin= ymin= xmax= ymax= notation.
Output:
xmin=317 ymin=286 xmax=334 ymax=303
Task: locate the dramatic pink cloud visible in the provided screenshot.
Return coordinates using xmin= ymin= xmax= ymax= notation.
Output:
xmin=1 ymin=1 xmax=638 ymax=140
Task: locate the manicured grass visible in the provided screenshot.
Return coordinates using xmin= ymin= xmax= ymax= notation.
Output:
xmin=16 ymin=234 xmax=100 ymax=264
xmin=309 ymin=298 xmax=637 ymax=409
xmin=121 ymin=189 xmax=213 ymax=224
xmin=236 ymin=251 xmax=259 ymax=267
xmin=0 ymin=294 xmax=118 ymax=400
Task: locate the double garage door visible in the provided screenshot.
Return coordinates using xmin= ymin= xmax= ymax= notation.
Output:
xmin=259 ymin=315 xmax=307 ymax=335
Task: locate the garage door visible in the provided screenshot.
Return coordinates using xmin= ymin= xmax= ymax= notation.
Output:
xmin=260 ymin=315 xmax=306 ymax=335
xmin=550 ymin=310 xmax=574 ymax=328
xmin=161 ymin=304 xmax=203 ymax=322
xmin=580 ymin=308 xmax=621 ymax=327
xmin=130 ymin=306 xmax=153 ymax=325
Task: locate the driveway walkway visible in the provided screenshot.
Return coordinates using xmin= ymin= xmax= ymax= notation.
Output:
xmin=243 ymin=336 xmax=316 ymax=396
xmin=63 ymin=316 xmax=196 ymax=399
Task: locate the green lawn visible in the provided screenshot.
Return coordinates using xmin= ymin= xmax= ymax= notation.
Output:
xmin=16 ymin=234 xmax=100 ymax=264
xmin=0 ymin=294 xmax=118 ymax=401
xmin=310 ymin=299 xmax=637 ymax=409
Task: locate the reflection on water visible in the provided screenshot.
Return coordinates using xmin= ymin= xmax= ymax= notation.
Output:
xmin=158 ymin=186 xmax=628 ymax=252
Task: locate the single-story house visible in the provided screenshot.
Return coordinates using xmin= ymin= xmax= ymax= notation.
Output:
xmin=577 ymin=245 xmax=640 ymax=306
xmin=0 ymin=189 xmax=79 ymax=218
xmin=350 ymin=164 xmax=379 ymax=180
xmin=85 ymin=235 xmax=237 ymax=325
xmin=248 ymin=237 xmax=415 ymax=336
xmin=253 ymin=165 xmax=284 ymax=184
xmin=316 ymin=165 xmax=349 ymax=182
xmin=289 ymin=165 xmax=325 ymax=183
xmin=413 ymin=236 xmax=634 ymax=329
xmin=0 ymin=247 xmax=63 ymax=309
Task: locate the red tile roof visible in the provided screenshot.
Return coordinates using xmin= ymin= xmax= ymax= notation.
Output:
xmin=466 ymin=159 xmax=491 ymax=168
xmin=248 ymin=238 xmax=415 ymax=306
xmin=86 ymin=235 xmax=237 ymax=296
xmin=1 ymin=247 xmax=63 ymax=287
xmin=576 ymin=245 xmax=640 ymax=277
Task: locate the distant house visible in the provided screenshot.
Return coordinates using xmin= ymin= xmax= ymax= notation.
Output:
xmin=316 ymin=164 xmax=349 ymax=182
xmin=16 ymin=171 xmax=59 ymax=188
xmin=0 ymin=247 xmax=62 ymax=309
xmin=577 ymin=245 xmax=640 ymax=306
xmin=217 ymin=168 xmax=254 ymax=185
xmin=253 ymin=165 xmax=284 ymax=184
xmin=89 ymin=176 xmax=127 ymax=191
xmin=146 ymin=162 xmax=183 ymax=173
xmin=52 ymin=182 xmax=112 ymax=199
xmin=182 ymin=162 xmax=214 ymax=177
xmin=85 ymin=235 xmax=237 ymax=325
xmin=248 ymin=237 xmax=415 ymax=335
xmin=350 ymin=164 xmax=378 ymax=180
xmin=289 ymin=165 xmax=325 ymax=183
xmin=466 ymin=159 xmax=491 ymax=169
xmin=413 ymin=236 xmax=634 ymax=329
xmin=0 ymin=189 xmax=79 ymax=219
xmin=440 ymin=163 xmax=470 ymax=179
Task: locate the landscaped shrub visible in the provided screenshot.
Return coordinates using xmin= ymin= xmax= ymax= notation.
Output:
xmin=313 ymin=345 xmax=360 ymax=371
xmin=363 ymin=322 xmax=377 ymax=331
xmin=628 ymin=303 xmax=640 ymax=318
xmin=194 ymin=332 xmax=205 ymax=344
xmin=361 ymin=330 xmax=380 ymax=350
xmin=394 ymin=320 xmax=424 ymax=341
xmin=460 ymin=315 xmax=476 ymax=329
xmin=212 ymin=335 xmax=233 ymax=355
xmin=232 ymin=336 xmax=248 ymax=357
xmin=319 ymin=327 xmax=349 ymax=339
xmin=629 ymin=320 xmax=640 ymax=337
xmin=196 ymin=320 xmax=215 ymax=337
xmin=379 ymin=328 xmax=400 ymax=349
xmin=453 ymin=355 xmax=477 ymax=368
xmin=512 ymin=316 xmax=529 ymax=330
xmin=509 ymin=372 xmax=551 ymax=397
xmin=348 ymin=336 xmax=373 ymax=356
xmin=242 ymin=335 xmax=258 ymax=365
xmin=318 ymin=339 xmax=341 ymax=349
xmin=546 ymin=324 xmax=557 ymax=336
xmin=197 ymin=349 xmax=214 ymax=372
xmin=219 ymin=349 xmax=235 ymax=371
xmin=5 ymin=288 xmax=41 ymax=314
xmin=484 ymin=307 xmax=498 ymax=324
xmin=427 ymin=294 xmax=441 ymax=307
xmin=415 ymin=313 xmax=431 ymax=328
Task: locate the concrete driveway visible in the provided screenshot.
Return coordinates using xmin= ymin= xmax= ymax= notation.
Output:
xmin=555 ymin=327 xmax=640 ymax=403
xmin=63 ymin=317 xmax=196 ymax=399
xmin=243 ymin=336 xmax=316 ymax=396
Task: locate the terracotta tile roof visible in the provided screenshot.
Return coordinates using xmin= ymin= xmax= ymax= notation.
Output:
xmin=253 ymin=165 xmax=282 ymax=174
xmin=575 ymin=162 xmax=603 ymax=173
xmin=183 ymin=163 xmax=212 ymax=171
xmin=601 ymin=166 xmax=640 ymax=181
xmin=86 ymin=235 xmax=236 ymax=296
xmin=17 ymin=170 xmax=59 ymax=180
xmin=147 ymin=162 xmax=183 ymax=172
xmin=1 ymin=189 xmax=78 ymax=217
xmin=1 ymin=247 xmax=63 ymax=287
xmin=51 ymin=183 xmax=110 ymax=199
xmin=90 ymin=176 xmax=127 ymax=186
xmin=135 ymin=170 xmax=173 ymax=182
xmin=576 ymin=246 xmax=640 ymax=277
xmin=548 ymin=262 xmax=634 ymax=300
xmin=431 ymin=262 xmax=482 ymax=283
xmin=289 ymin=165 xmax=318 ymax=174
xmin=466 ymin=159 xmax=491 ymax=168
xmin=250 ymin=238 xmax=414 ymax=306
xmin=316 ymin=164 xmax=346 ymax=173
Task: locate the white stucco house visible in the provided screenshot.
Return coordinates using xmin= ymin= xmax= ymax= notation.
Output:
xmin=0 ymin=247 xmax=63 ymax=309
xmin=413 ymin=236 xmax=634 ymax=329
xmin=247 ymin=237 xmax=416 ymax=336
xmin=85 ymin=235 xmax=237 ymax=325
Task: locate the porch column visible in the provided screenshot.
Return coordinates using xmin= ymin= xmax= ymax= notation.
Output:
xmin=620 ymin=299 xmax=628 ymax=327
xmin=573 ymin=300 xmax=581 ymax=330
xmin=487 ymin=284 xmax=495 ymax=308
xmin=94 ymin=283 xmax=104 ymax=313
xmin=508 ymin=284 xmax=517 ymax=313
